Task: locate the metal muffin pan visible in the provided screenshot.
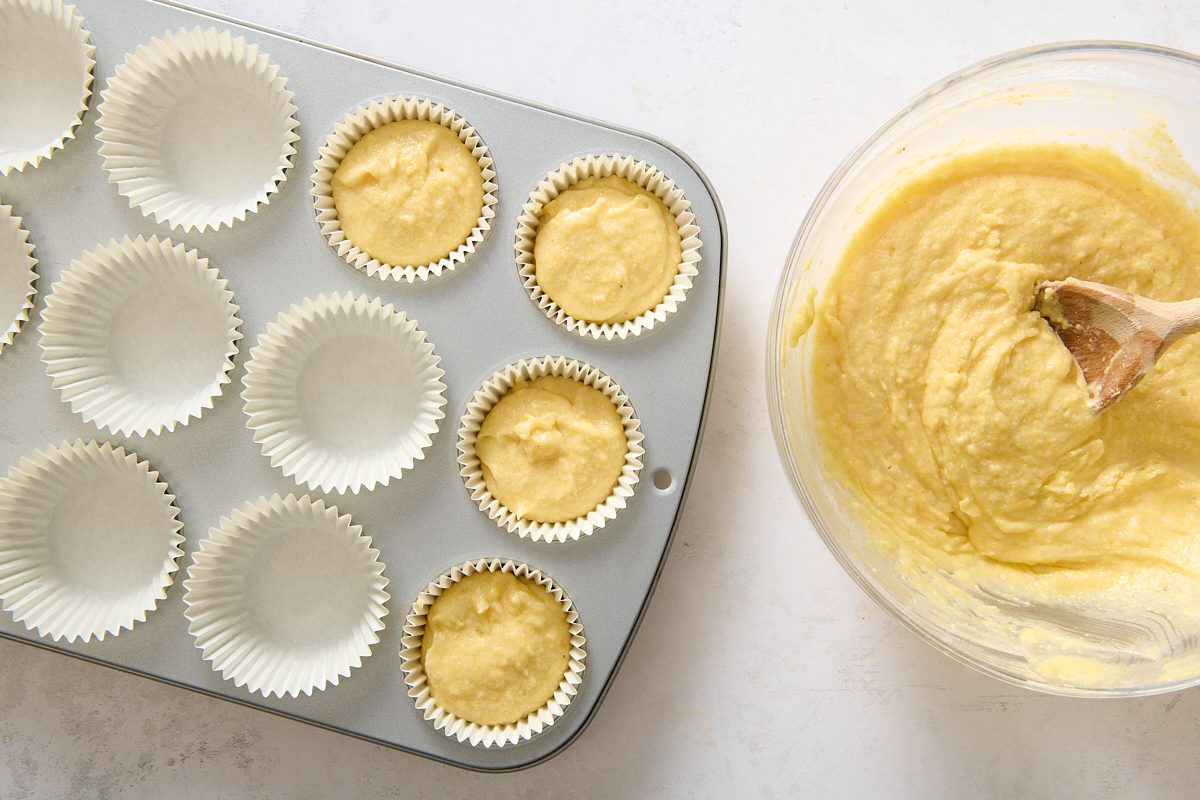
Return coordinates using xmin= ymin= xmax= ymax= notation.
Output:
xmin=0 ymin=0 xmax=725 ymax=772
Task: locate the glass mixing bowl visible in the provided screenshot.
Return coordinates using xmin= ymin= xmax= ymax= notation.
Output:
xmin=767 ymin=41 xmax=1200 ymax=697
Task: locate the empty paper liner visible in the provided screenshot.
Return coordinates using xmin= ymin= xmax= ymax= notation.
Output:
xmin=0 ymin=0 xmax=95 ymax=175
xmin=241 ymin=292 xmax=446 ymax=494
xmin=0 ymin=439 xmax=183 ymax=642
xmin=183 ymin=493 xmax=389 ymax=698
xmin=96 ymin=26 xmax=299 ymax=232
xmin=39 ymin=235 xmax=242 ymax=436
xmin=0 ymin=201 xmax=37 ymax=354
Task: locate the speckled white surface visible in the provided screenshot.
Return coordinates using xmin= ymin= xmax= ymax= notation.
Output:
xmin=4 ymin=1 xmax=1200 ymax=797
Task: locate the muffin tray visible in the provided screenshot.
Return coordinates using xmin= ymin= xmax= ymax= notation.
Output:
xmin=0 ymin=0 xmax=724 ymax=773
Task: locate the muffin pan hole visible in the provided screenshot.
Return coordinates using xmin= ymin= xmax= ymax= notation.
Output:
xmin=652 ymin=468 xmax=673 ymax=492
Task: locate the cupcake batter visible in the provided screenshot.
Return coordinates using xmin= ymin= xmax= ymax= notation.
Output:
xmin=807 ymin=142 xmax=1200 ymax=652
xmin=332 ymin=119 xmax=483 ymax=267
xmin=422 ymin=570 xmax=571 ymax=727
xmin=477 ymin=375 xmax=626 ymax=523
xmin=534 ymin=175 xmax=681 ymax=324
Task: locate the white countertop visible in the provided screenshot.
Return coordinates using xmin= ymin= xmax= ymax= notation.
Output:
xmin=5 ymin=1 xmax=1200 ymax=797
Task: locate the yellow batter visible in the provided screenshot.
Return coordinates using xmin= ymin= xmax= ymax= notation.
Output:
xmin=422 ymin=571 xmax=571 ymax=727
xmin=477 ymin=375 xmax=626 ymax=523
xmin=332 ymin=119 xmax=483 ymax=267
xmin=534 ymin=176 xmax=681 ymax=324
xmin=808 ymin=142 xmax=1200 ymax=648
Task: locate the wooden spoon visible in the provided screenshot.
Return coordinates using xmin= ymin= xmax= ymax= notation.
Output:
xmin=1035 ymin=278 xmax=1200 ymax=412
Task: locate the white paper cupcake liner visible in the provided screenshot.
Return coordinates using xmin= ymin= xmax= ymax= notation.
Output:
xmin=242 ymin=292 xmax=447 ymax=494
xmin=39 ymin=235 xmax=243 ymax=437
xmin=457 ymin=356 xmax=644 ymax=543
xmin=400 ymin=558 xmax=586 ymax=748
xmin=183 ymin=493 xmax=389 ymax=698
xmin=515 ymin=153 xmax=702 ymax=340
xmin=311 ymin=95 xmax=498 ymax=282
xmin=0 ymin=439 xmax=183 ymax=642
xmin=0 ymin=0 xmax=94 ymax=175
xmin=96 ymin=26 xmax=299 ymax=232
xmin=0 ymin=202 xmax=37 ymax=354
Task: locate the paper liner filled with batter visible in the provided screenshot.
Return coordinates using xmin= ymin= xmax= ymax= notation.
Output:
xmin=311 ymin=95 xmax=497 ymax=282
xmin=457 ymin=355 xmax=644 ymax=543
xmin=514 ymin=153 xmax=702 ymax=340
xmin=400 ymin=558 xmax=586 ymax=748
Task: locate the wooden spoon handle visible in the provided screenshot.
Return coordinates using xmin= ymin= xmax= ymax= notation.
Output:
xmin=1163 ymin=297 xmax=1200 ymax=342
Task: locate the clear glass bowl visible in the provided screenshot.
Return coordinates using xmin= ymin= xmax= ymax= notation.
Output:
xmin=767 ymin=41 xmax=1200 ymax=697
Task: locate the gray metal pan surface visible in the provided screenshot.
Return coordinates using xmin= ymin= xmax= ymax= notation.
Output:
xmin=0 ymin=0 xmax=725 ymax=771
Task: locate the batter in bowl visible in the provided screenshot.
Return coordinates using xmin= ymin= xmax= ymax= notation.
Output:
xmin=806 ymin=142 xmax=1200 ymax=678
